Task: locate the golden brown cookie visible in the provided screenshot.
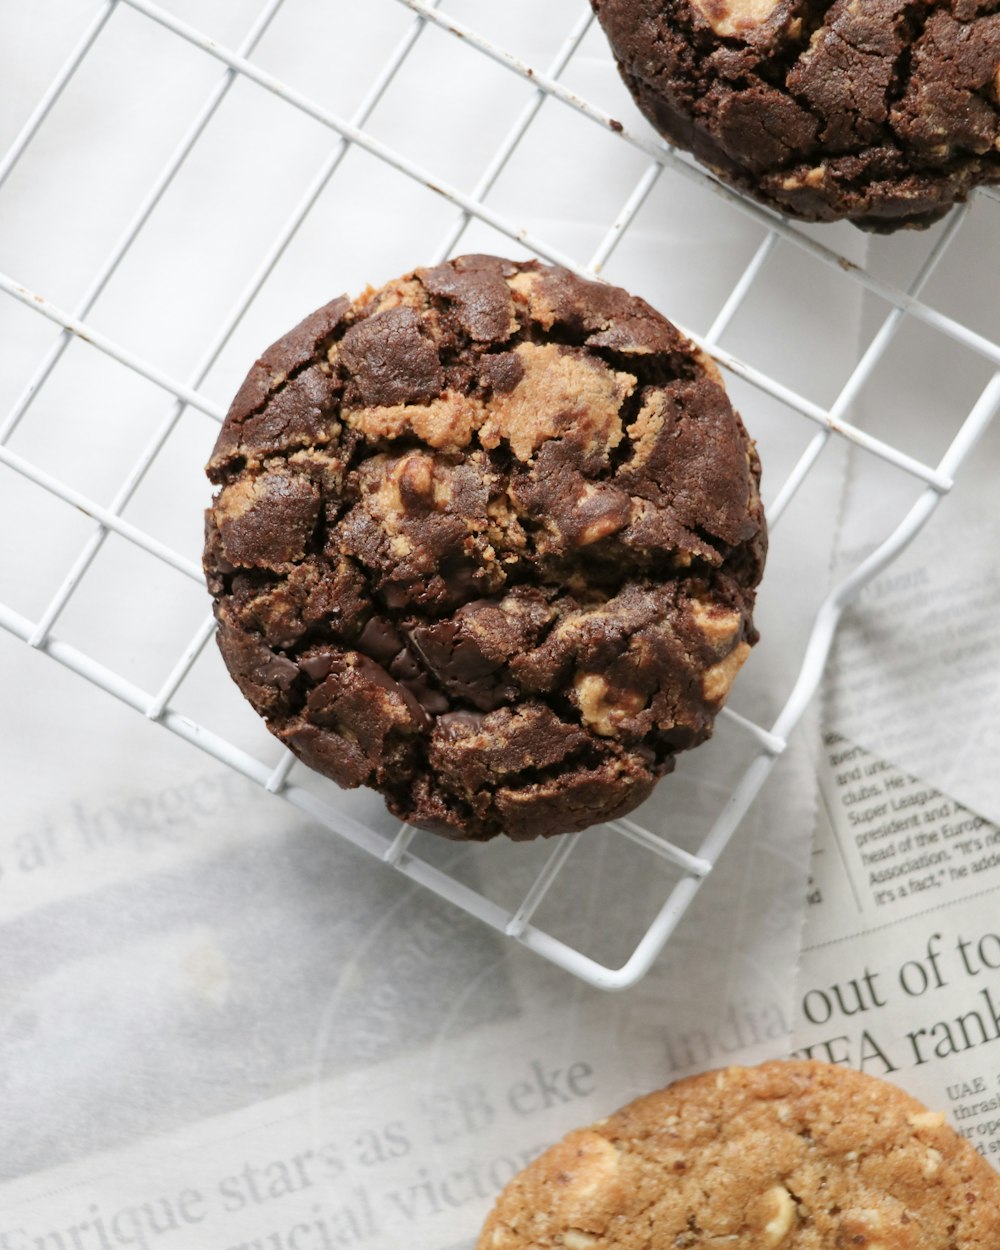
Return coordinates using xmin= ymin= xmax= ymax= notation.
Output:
xmin=478 ymin=1060 xmax=1000 ymax=1248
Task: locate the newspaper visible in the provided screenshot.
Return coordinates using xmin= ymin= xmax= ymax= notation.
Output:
xmin=827 ymin=501 xmax=1000 ymax=831
xmin=0 ymin=698 xmax=822 ymax=1249
xmin=3 ymin=740 xmax=998 ymax=1248
xmin=793 ymin=732 xmax=1000 ymax=1167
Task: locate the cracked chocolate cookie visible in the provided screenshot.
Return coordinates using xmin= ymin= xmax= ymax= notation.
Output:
xmin=204 ymin=255 xmax=765 ymax=842
xmin=478 ymin=1060 xmax=1000 ymax=1248
xmin=593 ymin=0 xmax=1000 ymax=230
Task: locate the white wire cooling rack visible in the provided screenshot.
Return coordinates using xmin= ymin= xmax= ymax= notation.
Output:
xmin=2 ymin=0 xmax=999 ymax=990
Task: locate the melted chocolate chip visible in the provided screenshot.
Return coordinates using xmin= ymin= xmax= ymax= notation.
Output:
xmin=357 ymin=616 xmax=404 ymax=663
xmin=299 ymin=651 xmax=336 ymax=681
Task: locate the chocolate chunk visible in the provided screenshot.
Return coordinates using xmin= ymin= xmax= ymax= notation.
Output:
xmin=405 ymin=681 xmax=449 ymax=716
xmin=298 ymin=649 xmax=337 ymax=681
xmin=439 ymin=558 xmax=481 ymax=602
xmin=303 ymin=652 xmax=428 ymax=750
xmin=205 ymin=257 xmax=765 ymax=841
xmin=381 ymin=643 xmax=450 ymax=714
xmin=357 ymin=616 xmax=404 ymax=662
xmin=408 ymin=593 xmax=556 ymax=712
xmin=408 ymin=622 xmax=514 ymax=712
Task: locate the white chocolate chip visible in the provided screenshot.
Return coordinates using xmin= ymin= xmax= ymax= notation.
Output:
xmin=565 ymin=1135 xmax=621 ymax=1201
xmin=923 ymin=1147 xmax=943 ymax=1178
xmin=563 ymin=1233 xmax=599 ymax=1250
xmin=908 ymin=1111 xmax=946 ymax=1130
xmin=689 ymin=0 xmax=783 ymax=37
xmin=845 ymin=1207 xmax=885 ymax=1242
xmin=761 ymin=1185 xmax=796 ymax=1246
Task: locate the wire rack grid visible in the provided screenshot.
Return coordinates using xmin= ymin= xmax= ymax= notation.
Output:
xmin=1 ymin=0 xmax=998 ymax=990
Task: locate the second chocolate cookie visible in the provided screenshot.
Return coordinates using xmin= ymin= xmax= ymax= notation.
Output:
xmin=593 ymin=0 xmax=1000 ymax=230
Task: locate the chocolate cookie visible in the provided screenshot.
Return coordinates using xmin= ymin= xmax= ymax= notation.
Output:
xmin=478 ymin=1060 xmax=1000 ymax=1248
xmin=593 ymin=0 xmax=1000 ymax=230
xmin=204 ymin=255 xmax=765 ymax=842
